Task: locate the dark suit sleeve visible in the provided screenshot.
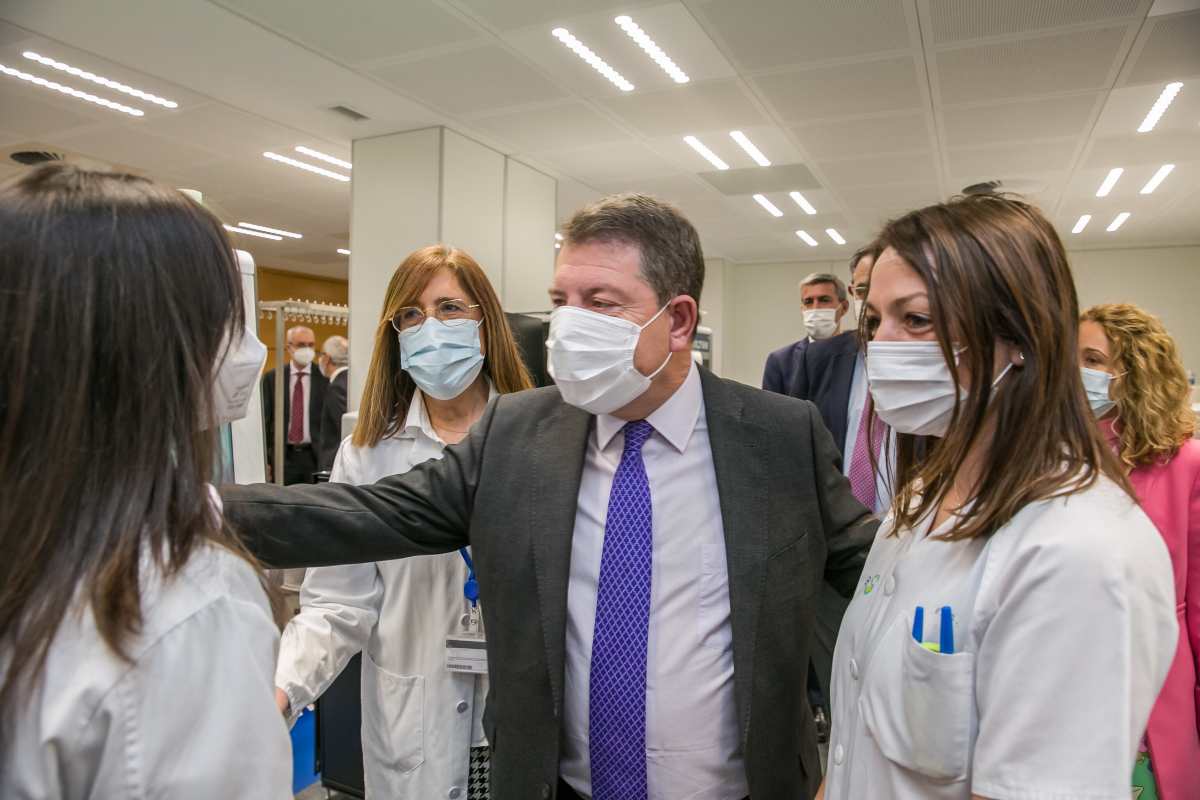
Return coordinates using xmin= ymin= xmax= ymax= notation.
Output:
xmin=762 ymin=350 xmax=784 ymax=394
xmin=317 ymin=375 xmax=347 ymax=471
xmin=790 ymin=345 xmax=812 ymax=401
xmin=221 ymin=396 xmax=498 ymax=568
xmin=260 ymin=371 xmax=274 ymax=469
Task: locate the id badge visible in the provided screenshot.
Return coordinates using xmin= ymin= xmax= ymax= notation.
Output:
xmin=445 ymin=634 xmax=488 ymax=674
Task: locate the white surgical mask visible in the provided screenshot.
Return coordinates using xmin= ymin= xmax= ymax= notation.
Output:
xmin=803 ymin=308 xmax=839 ymax=340
xmin=291 ymin=346 xmax=315 ymax=368
xmin=866 ymin=341 xmax=1013 ymax=437
xmin=546 ymin=304 xmax=671 ymax=415
xmin=1081 ymin=367 xmax=1118 ymax=417
xmin=213 ymin=325 xmax=267 ymax=424
xmin=399 ymin=319 xmax=485 ymax=401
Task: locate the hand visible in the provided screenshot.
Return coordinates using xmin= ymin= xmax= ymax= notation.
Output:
xmin=275 ymin=687 xmax=290 ymax=717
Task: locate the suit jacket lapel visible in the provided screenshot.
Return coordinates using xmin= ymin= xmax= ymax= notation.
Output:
xmin=700 ymin=369 xmax=768 ymax=742
xmin=530 ymin=397 xmax=592 ymax=718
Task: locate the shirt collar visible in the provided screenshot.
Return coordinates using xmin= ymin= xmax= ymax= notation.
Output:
xmin=292 ymin=362 xmax=310 ymax=375
xmin=330 ymin=366 xmax=349 ymax=381
xmin=595 ymin=361 xmax=703 ymax=454
xmin=402 ymin=381 xmax=499 ymax=444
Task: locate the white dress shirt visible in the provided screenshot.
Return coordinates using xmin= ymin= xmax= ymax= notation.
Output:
xmin=560 ymin=362 xmax=749 ymax=800
xmin=825 ymin=477 xmax=1177 ymax=800
xmin=842 ymin=351 xmax=895 ymax=514
xmin=276 ymin=387 xmax=493 ymax=799
xmin=289 ymin=362 xmax=312 ymax=443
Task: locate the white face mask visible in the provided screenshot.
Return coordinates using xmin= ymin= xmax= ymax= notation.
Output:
xmin=291 ymin=346 xmax=315 ymax=368
xmin=803 ymin=308 xmax=839 ymax=340
xmin=866 ymin=341 xmax=1013 ymax=437
xmin=399 ymin=319 xmax=485 ymax=401
xmin=213 ymin=325 xmax=267 ymax=425
xmin=546 ymin=304 xmax=672 ymax=415
xmin=1081 ymin=367 xmax=1118 ymax=417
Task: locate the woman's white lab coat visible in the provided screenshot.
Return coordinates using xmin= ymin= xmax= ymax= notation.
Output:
xmin=275 ymin=388 xmax=491 ymax=799
xmin=1 ymin=540 xmax=291 ymax=799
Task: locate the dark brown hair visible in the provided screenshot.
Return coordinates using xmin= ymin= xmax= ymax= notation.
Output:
xmin=353 ymin=245 xmax=533 ymax=448
xmin=0 ymin=163 xmax=258 ymax=712
xmin=870 ymin=194 xmax=1131 ymax=540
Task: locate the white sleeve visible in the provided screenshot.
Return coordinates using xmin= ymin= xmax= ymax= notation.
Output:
xmin=970 ymin=522 xmax=1177 ymax=800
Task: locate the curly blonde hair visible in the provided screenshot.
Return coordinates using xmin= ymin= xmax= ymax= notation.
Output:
xmin=1082 ymin=303 xmax=1195 ymax=469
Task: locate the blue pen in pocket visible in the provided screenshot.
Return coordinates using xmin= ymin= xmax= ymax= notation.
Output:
xmin=912 ymin=605 xmax=955 ymax=654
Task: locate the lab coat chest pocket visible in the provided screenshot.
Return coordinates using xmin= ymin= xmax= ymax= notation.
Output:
xmin=860 ymin=615 xmax=976 ymax=783
xmin=361 ymin=655 xmax=425 ymax=775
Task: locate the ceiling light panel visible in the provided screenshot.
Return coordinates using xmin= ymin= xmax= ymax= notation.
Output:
xmin=753 ymin=194 xmax=784 ymax=217
xmin=1106 ymin=212 xmax=1130 ymax=232
xmin=337 ymin=248 xmax=351 ymax=256
xmin=825 ymin=228 xmax=846 ymax=245
xmin=23 ymin=51 xmax=177 ymax=108
xmin=729 ymin=130 xmax=770 ymax=166
xmin=295 ymin=146 xmax=351 ymax=170
xmin=615 ymin=16 xmax=689 ymax=84
xmin=224 ymin=224 xmax=282 ymax=241
xmin=239 ymin=222 xmax=302 ymax=239
xmin=796 ymin=230 xmax=818 ymax=247
xmin=552 ymin=28 xmax=634 ymax=92
xmin=1137 ymin=82 xmax=1182 ymax=133
xmin=263 ymin=151 xmax=351 ymax=182
xmin=1072 ymin=214 xmax=1091 ymax=234
xmin=0 ymin=62 xmax=144 ymax=117
xmin=1139 ymin=164 xmax=1174 ymax=194
xmin=683 ymin=135 xmax=729 ymax=170
xmin=1095 ymin=167 xmax=1123 ymax=197
xmin=789 ymin=191 xmax=817 ymax=215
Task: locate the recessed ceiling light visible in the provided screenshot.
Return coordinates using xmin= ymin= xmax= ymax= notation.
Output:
xmin=22 ymin=51 xmax=177 ymax=108
xmin=1139 ymin=164 xmax=1175 ymax=194
xmin=1095 ymin=167 xmax=1123 ymax=197
xmin=1137 ymin=82 xmax=1183 ymax=133
xmin=551 ymin=28 xmax=634 ymax=92
xmin=1106 ymin=212 xmax=1130 ymax=232
xmin=0 ymin=62 xmax=143 ymax=116
xmin=1072 ymin=214 xmax=1091 ymax=233
xmin=825 ymin=228 xmax=846 ymax=245
xmin=683 ymin=135 xmax=729 ymax=170
xmin=614 ymin=16 xmax=688 ymax=84
xmin=337 ymin=248 xmax=351 ymax=256
xmin=263 ymin=151 xmax=351 ymax=182
xmin=795 ymin=230 xmax=818 ymax=247
xmin=729 ymin=131 xmax=770 ymax=167
xmin=753 ymin=194 xmax=783 ymax=217
xmin=294 ymin=146 xmax=352 ymax=170
xmin=238 ymin=222 xmax=302 ymax=239
xmin=224 ymin=224 xmax=282 ymax=241
xmin=789 ymin=191 xmax=817 ymax=215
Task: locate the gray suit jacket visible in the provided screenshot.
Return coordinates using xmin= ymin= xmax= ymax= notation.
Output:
xmin=222 ymin=369 xmax=876 ymax=800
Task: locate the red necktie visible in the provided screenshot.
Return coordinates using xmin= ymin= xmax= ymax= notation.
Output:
xmin=288 ymin=371 xmax=305 ymax=444
xmin=848 ymin=407 xmax=883 ymax=511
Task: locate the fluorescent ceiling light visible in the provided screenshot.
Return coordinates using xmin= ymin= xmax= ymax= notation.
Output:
xmin=263 ymin=151 xmax=351 ymax=182
xmin=683 ymin=135 xmax=729 ymax=170
xmin=825 ymin=228 xmax=846 ymax=245
xmin=729 ymin=130 xmax=770 ymax=166
xmin=1095 ymin=167 xmax=1123 ymax=197
xmin=23 ymin=51 xmax=177 ymax=108
xmin=0 ymin=62 xmax=143 ymax=116
xmin=789 ymin=191 xmax=816 ymax=215
xmin=1139 ymin=164 xmax=1175 ymax=194
xmin=295 ymin=145 xmax=352 ymax=170
xmin=753 ymin=194 xmax=784 ymax=217
xmin=337 ymin=248 xmax=351 ymax=256
xmin=795 ymin=230 xmax=818 ymax=247
xmin=551 ymin=28 xmax=634 ymax=92
xmin=614 ymin=15 xmax=688 ymax=84
xmin=1106 ymin=212 xmax=1130 ymax=232
xmin=1137 ymin=82 xmax=1183 ymax=133
xmin=1072 ymin=214 xmax=1091 ymax=234
xmin=554 ymin=233 xmax=564 ymax=241
xmin=238 ymin=222 xmax=302 ymax=239
xmin=224 ymin=224 xmax=282 ymax=241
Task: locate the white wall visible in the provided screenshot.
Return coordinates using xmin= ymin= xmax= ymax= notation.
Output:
xmin=722 ymin=246 xmax=1200 ymax=388
xmin=503 ymin=158 xmax=557 ymax=313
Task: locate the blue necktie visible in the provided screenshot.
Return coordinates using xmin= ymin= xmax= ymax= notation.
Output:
xmin=589 ymin=420 xmax=655 ymax=800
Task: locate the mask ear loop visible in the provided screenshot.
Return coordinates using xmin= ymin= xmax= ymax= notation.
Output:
xmin=640 ymin=301 xmax=676 ymax=379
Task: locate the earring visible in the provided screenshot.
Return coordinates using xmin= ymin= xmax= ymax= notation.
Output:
xmin=1018 ymin=352 xmax=1026 ymax=363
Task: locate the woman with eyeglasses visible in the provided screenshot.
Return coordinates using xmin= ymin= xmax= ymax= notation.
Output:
xmin=1078 ymin=303 xmax=1200 ymax=800
xmin=818 ymin=195 xmax=1177 ymax=800
xmin=273 ymin=245 xmax=533 ymax=799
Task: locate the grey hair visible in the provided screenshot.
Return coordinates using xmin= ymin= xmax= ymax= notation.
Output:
xmin=562 ymin=193 xmax=705 ymax=305
xmin=799 ymin=272 xmax=847 ymax=302
xmin=286 ymin=325 xmax=314 ymax=345
xmin=322 ymin=335 xmax=349 ymax=367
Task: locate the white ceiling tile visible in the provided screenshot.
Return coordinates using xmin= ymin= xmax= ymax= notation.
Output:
xmin=139 ymin=102 xmax=313 ymax=159
xmin=819 ymin=152 xmax=939 ymax=188
xmin=942 ymin=93 xmax=1102 ymax=148
xmin=450 ymin=0 xmax=661 ymax=32
xmin=948 ymin=139 xmax=1078 ymax=179
xmin=596 ymin=78 xmax=766 ymax=138
xmin=53 ymin=125 xmax=225 ymax=176
xmin=1093 ymin=82 xmax=1200 ymax=136
xmin=697 ymin=162 xmax=823 ymax=195
xmin=792 ymin=112 xmax=932 ymax=160
xmin=752 ymin=57 xmax=925 ymax=122
xmin=468 ymin=100 xmax=632 ymax=152
xmin=1123 ymin=11 xmax=1200 ymax=85
xmin=836 ymin=182 xmax=945 ymax=218
xmin=0 ymin=77 xmax=110 ymax=138
xmin=927 ymin=0 xmax=1142 ymax=44
xmin=1083 ymin=129 xmax=1200 ymax=167
xmin=537 ymin=140 xmax=681 ymax=185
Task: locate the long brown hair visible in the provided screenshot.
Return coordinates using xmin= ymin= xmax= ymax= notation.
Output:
xmin=869 ymin=194 xmax=1131 ymax=541
xmin=353 ymin=245 xmax=533 ymax=447
xmin=1082 ymin=303 xmax=1195 ymax=469
xmin=0 ymin=164 xmax=258 ymax=712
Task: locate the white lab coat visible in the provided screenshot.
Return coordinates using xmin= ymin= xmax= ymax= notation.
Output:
xmin=825 ymin=476 xmax=1178 ymax=800
xmin=276 ymin=388 xmax=492 ymax=799
xmin=1 ymin=539 xmax=291 ymax=799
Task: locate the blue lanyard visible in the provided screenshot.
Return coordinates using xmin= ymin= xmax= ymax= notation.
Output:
xmin=459 ymin=548 xmax=479 ymax=607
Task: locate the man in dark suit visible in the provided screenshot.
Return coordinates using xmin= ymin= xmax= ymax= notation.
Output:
xmin=316 ymin=334 xmax=349 ymax=471
xmin=224 ymin=194 xmax=875 ymax=800
xmin=261 ymin=325 xmax=328 ymax=484
xmin=761 ymin=272 xmax=850 ymax=396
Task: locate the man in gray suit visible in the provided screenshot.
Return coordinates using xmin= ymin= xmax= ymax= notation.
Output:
xmin=223 ymin=194 xmax=875 ymax=800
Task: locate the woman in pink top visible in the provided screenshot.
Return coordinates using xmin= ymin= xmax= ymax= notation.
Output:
xmin=1080 ymin=303 xmax=1199 ymax=800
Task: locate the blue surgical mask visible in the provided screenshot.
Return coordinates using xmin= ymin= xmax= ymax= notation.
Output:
xmin=1080 ymin=366 xmax=1117 ymax=417
xmin=399 ymin=319 xmax=485 ymax=401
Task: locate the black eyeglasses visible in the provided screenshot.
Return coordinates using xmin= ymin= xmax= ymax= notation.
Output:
xmin=390 ymin=299 xmax=481 ymax=332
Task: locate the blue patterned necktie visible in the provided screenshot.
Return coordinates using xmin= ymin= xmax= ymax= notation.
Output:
xmin=589 ymin=419 xmax=655 ymax=800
